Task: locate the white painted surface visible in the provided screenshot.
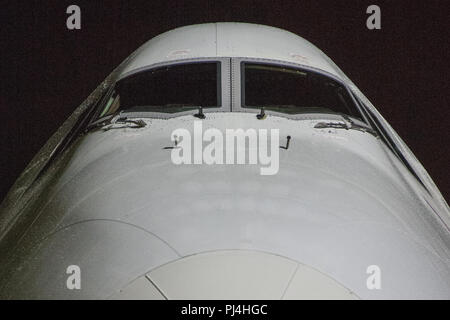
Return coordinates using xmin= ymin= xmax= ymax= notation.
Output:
xmin=148 ymin=250 xmax=298 ymax=300
xmin=1 ymin=220 xmax=179 ymax=299
xmin=109 ymin=276 xmax=165 ymax=300
xmin=147 ymin=250 xmax=358 ymax=300
xmin=119 ymin=23 xmax=340 ymax=79
xmin=2 ymin=114 xmax=449 ymax=299
xmin=282 ymin=264 xmax=358 ymax=300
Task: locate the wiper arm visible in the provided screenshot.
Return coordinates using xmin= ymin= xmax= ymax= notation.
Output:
xmin=103 ymin=118 xmax=146 ymax=131
xmin=84 ymin=111 xmax=121 ymax=133
xmin=314 ymin=114 xmax=378 ymax=137
xmin=85 ymin=111 xmax=146 ymax=133
xmin=103 ymin=112 xmax=146 ymax=131
xmin=314 ymin=121 xmax=348 ymax=130
xmin=340 ymin=114 xmax=378 ymax=136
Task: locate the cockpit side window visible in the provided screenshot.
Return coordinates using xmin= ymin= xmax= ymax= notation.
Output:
xmin=99 ymin=92 xmax=120 ymax=118
xmin=241 ymin=62 xmax=363 ymax=120
xmin=96 ymin=62 xmax=221 ymax=117
xmin=355 ymin=97 xmax=428 ymax=191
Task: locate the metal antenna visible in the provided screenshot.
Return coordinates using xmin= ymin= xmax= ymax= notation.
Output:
xmin=285 ymin=136 xmax=291 ymax=149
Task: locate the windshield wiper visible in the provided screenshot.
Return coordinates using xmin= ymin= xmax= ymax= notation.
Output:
xmin=103 ymin=116 xmax=146 ymax=131
xmin=85 ymin=111 xmax=146 ymax=133
xmin=314 ymin=114 xmax=378 ymax=137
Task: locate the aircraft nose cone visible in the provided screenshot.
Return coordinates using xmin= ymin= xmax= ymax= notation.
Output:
xmin=111 ymin=250 xmax=358 ymax=300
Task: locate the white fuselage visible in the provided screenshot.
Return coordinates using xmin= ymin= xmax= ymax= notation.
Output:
xmin=1 ymin=23 xmax=449 ymax=299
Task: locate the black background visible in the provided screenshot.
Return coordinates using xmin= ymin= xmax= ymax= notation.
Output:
xmin=1 ymin=0 xmax=449 ymax=202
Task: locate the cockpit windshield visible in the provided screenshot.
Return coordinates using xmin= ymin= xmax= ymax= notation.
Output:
xmin=241 ymin=63 xmax=363 ymax=120
xmin=94 ymin=60 xmax=364 ymax=122
xmin=97 ymin=62 xmax=220 ymax=118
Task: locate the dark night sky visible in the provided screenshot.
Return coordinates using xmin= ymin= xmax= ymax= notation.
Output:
xmin=0 ymin=0 xmax=449 ymax=202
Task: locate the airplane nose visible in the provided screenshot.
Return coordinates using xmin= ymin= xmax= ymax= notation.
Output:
xmin=111 ymin=250 xmax=358 ymax=300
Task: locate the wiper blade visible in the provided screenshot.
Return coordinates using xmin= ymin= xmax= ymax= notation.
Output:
xmin=84 ymin=119 xmax=111 ymax=133
xmin=314 ymin=114 xmax=378 ymax=137
xmin=85 ymin=111 xmax=146 ymax=133
xmin=84 ymin=111 xmax=120 ymax=133
xmin=103 ymin=117 xmax=147 ymax=131
xmin=340 ymin=114 xmax=378 ymax=136
xmin=314 ymin=121 xmax=348 ymax=129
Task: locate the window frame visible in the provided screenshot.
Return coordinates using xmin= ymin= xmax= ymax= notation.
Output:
xmin=92 ymin=57 xmax=231 ymax=120
xmin=32 ymin=84 xmax=112 ymax=181
xmin=232 ymin=58 xmax=370 ymax=126
xmin=353 ymin=94 xmax=429 ymax=192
